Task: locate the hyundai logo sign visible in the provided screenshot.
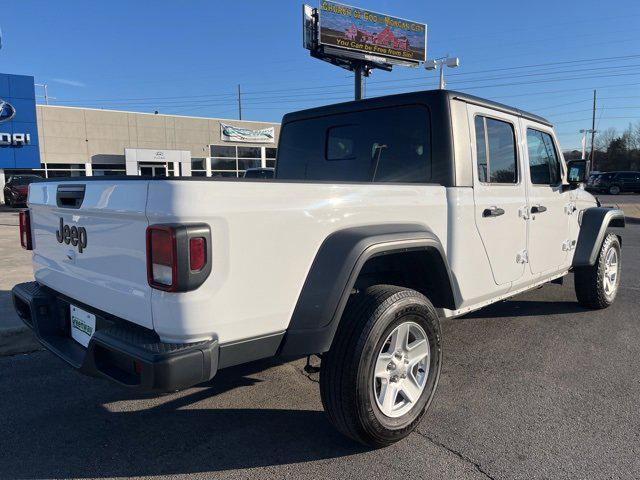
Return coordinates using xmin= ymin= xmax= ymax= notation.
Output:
xmin=0 ymin=99 xmax=16 ymax=123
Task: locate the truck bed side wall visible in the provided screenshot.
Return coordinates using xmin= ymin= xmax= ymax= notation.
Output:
xmin=146 ymin=181 xmax=451 ymax=344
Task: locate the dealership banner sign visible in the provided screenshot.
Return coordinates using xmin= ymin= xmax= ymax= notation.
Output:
xmin=318 ymin=1 xmax=426 ymax=64
xmin=0 ymin=73 xmax=40 ymax=169
xmin=220 ymin=123 xmax=275 ymax=144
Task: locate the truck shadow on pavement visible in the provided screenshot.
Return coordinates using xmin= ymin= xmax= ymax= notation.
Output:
xmin=463 ymin=299 xmax=588 ymax=319
xmin=0 ymin=355 xmax=367 ymax=479
xmin=0 ymin=284 xmax=600 ymax=478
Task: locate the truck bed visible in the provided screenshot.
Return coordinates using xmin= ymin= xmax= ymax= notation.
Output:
xmin=28 ymin=178 xmax=449 ymax=344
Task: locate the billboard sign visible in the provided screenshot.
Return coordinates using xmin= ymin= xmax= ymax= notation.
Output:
xmin=0 ymin=73 xmax=40 ymax=169
xmin=317 ymin=1 xmax=426 ymax=64
xmin=220 ymin=123 xmax=275 ymax=144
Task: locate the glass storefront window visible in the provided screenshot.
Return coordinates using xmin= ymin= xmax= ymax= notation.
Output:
xmin=44 ymin=163 xmax=86 ymax=177
xmin=237 ymin=147 xmax=261 ymax=158
xmin=191 ymin=158 xmax=205 ymax=170
xmin=238 ymin=159 xmax=261 ymax=170
xmin=208 ymin=146 xmax=277 ymax=178
xmin=93 ymin=170 xmax=125 ymax=176
xmin=46 ymin=163 xmax=85 ymax=170
xmin=211 ymin=171 xmax=238 ymax=178
xmin=92 ymin=163 xmax=125 ymax=176
xmin=211 ymin=158 xmax=236 ymax=170
xmin=47 ymin=170 xmax=86 ymax=178
xmin=191 ymin=158 xmax=207 ymax=177
xmin=210 ymin=145 xmax=236 ymax=158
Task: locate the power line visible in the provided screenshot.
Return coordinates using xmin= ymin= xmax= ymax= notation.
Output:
xmin=50 ymin=66 xmax=640 ymax=110
xmin=554 ymin=116 xmax=638 ymax=124
xmin=51 ymin=53 xmax=640 ymax=106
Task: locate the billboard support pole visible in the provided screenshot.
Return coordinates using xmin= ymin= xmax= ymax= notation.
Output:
xmin=354 ymin=63 xmax=364 ymax=100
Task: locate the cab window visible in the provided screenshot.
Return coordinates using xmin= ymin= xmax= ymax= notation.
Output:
xmin=527 ymin=129 xmax=561 ymax=186
xmin=278 ymin=105 xmax=431 ymax=183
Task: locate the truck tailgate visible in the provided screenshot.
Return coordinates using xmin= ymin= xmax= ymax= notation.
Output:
xmin=28 ymin=180 xmax=153 ymax=329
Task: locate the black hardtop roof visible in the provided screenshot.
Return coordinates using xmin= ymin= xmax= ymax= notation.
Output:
xmin=282 ymin=89 xmax=551 ymax=127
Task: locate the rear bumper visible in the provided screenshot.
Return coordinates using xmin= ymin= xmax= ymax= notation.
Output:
xmin=11 ymin=281 xmax=218 ymax=392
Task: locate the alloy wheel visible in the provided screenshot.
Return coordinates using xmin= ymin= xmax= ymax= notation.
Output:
xmin=603 ymin=247 xmax=619 ymax=297
xmin=373 ymin=321 xmax=430 ymax=418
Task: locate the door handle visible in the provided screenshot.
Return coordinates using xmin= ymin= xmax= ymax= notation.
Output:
xmin=531 ymin=205 xmax=547 ymax=214
xmin=483 ymin=206 xmax=505 ymax=217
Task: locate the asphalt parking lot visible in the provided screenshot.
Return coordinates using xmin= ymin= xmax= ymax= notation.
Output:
xmin=0 ymin=201 xmax=639 ymax=479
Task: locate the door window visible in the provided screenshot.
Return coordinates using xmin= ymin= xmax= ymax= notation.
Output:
xmin=527 ymin=129 xmax=561 ymax=185
xmin=474 ymin=116 xmax=518 ymax=184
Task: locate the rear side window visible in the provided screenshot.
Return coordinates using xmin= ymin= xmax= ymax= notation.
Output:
xmin=277 ymin=105 xmax=431 ymax=183
xmin=527 ymin=129 xmax=561 ymax=185
xmin=326 ymin=125 xmax=357 ymax=160
xmin=474 ymin=116 xmax=518 ymax=184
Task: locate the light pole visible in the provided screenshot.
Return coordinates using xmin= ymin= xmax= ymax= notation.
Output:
xmin=34 ymin=83 xmax=54 ymax=105
xmin=580 ymin=128 xmax=597 ymax=163
xmin=425 ymin=55 xmax=460 ymax=89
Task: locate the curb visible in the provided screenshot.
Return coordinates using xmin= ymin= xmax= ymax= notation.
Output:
xmin=0 ymin=326 xmax=42 ymax=357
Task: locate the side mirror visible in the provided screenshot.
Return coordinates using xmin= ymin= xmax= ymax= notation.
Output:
xmin=566 ymin=159 xmax=587 ymax=188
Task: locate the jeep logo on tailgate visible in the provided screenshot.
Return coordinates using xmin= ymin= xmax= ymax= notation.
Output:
xmin=56 ymin=218 xmax=88 ymax=253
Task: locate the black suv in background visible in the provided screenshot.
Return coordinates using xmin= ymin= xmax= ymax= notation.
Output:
xmin=2 ymin=174 xmax=41 ymax=207
xmin=588 ymin=171 xmax=640 ymax=195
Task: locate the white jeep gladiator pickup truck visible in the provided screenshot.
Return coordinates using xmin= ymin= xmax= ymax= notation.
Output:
xmin=13 ymin=90 xmax=625 ymax=447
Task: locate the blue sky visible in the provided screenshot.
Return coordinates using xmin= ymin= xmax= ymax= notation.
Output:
xmin=1 ymin=0 xmax=639 ymax=151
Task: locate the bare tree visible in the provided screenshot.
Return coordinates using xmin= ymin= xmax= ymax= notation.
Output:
xmin=630 ymin=121 xmax=640 ymax=151
xmin=596 ymin=127 xmax=617 ymax=152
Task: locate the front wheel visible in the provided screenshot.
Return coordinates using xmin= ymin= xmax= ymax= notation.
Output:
xmin=574 ymin=233 xmax=621 ymax=309
xmin=608 ymin=185 xmax=621 ymax=195
xmin=319 ymin=285 xmax=442 ymax=447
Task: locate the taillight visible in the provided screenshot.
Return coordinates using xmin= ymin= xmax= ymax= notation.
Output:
xmin=189 ymin=237 xmax=206 ymax=271
xmin=19 ymin=210 xmax=33 ymax=250
xmin=146 ymin=224 xmax=211 ymax=292
xmin=147 ymin=226 xmax=177 ymax=291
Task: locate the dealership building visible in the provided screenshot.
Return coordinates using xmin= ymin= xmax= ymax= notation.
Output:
xmin=0 ymin=73 xmax=280 ymax=203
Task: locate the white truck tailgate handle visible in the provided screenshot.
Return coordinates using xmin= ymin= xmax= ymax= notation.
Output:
xmin=56 ymin=184 xmax=86 ymax=209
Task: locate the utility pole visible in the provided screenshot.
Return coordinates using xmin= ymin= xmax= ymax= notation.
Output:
xmin=237 ymin=84 xmax=242 ymax=120
xmin=589 ymin=89 xmax=597 ymax=171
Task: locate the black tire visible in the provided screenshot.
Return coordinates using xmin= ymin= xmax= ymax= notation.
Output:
xmin=574 ymin=233 xmax=621 ymax=309
xmin=319 ymin=285 xmax=442 ymax=447
xmin=608 ymin=185 xmax=621 ymax=195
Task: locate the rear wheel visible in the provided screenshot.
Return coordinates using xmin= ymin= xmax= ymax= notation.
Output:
xmin=574 ymin=233 xmax=621 ymax=309
xmin=319 ymin=285 xmax=442 ymax=447
xmin=608 ymin=185 xmax=621 ymax=195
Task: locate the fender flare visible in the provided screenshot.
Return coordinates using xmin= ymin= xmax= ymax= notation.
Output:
xmin=278 ymin=224 xmax=456 ymax=357
xmin=573 ymin=207 xmax=625 ymax=267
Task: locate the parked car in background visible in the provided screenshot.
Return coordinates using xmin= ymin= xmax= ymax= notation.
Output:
xmin=589 ymin=171 xmax=640 ymax=195
xmin=2 ymin=174 xmax=41 ymax=207
xmin=586 ymin=171 xmax=602 ymax=190
xmin=243 ymin=167 xmax=275 ymax=179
